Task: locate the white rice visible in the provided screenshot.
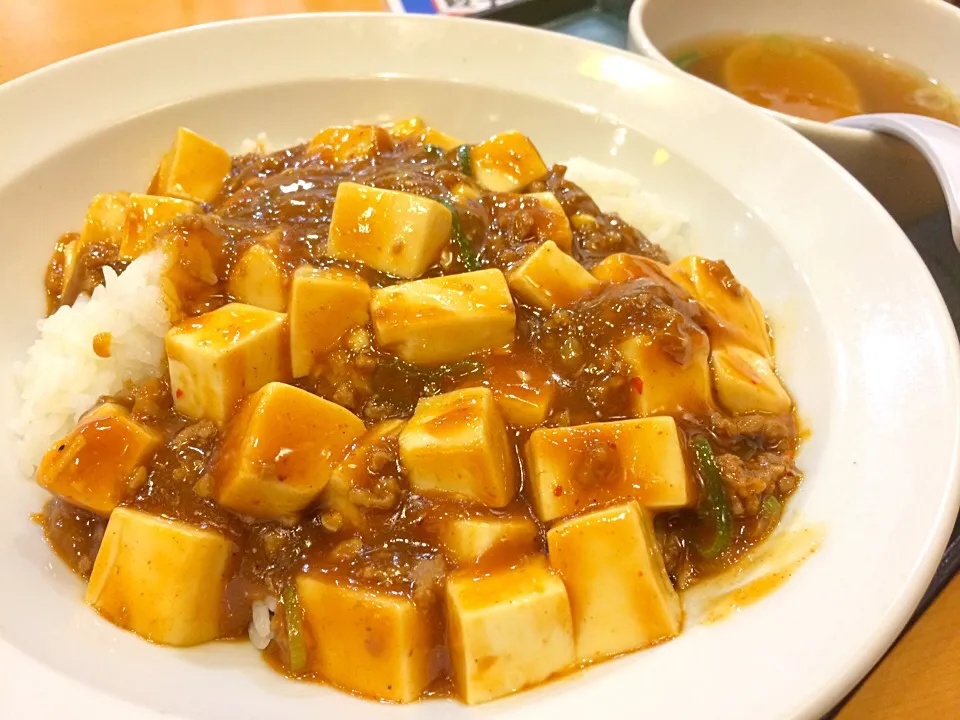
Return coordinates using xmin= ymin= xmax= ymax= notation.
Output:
xmin=248 ymin=596 xmax=277 ymax=650
xmin=238 ymin=133 xmax=305 ymax=155
xmin=239 ymin=132 xmax=273 ymax=155
xmin=13 ymin=252 xmax=170 ymax=474
xmin=563 ymin=156 xmax=689 ymax=255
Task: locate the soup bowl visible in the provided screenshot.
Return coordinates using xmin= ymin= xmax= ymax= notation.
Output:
xmin=1 ymin=12 xmax=959 ymax=720
xmin=628 ymin=0 xmax=960 ymax=225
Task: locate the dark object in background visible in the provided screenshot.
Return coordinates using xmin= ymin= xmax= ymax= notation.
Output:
xmin=904 ymin=211 xmax=960 ymax=615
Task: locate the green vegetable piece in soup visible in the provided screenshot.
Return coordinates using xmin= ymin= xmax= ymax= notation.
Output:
xmin=672 ymin=51 xmax=702 ymax=70
xmin=761 ymin=34 xmax=797 ymax=56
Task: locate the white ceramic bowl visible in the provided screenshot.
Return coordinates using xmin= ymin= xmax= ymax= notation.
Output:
xmin=628 ymin=0 xmax=960 ymax=225
xmin=1 ymin=13 xmax=958 ymax=720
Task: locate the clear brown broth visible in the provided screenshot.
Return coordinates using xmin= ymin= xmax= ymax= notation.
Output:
xmin=669 ymin=33 xmax=960 ymax=124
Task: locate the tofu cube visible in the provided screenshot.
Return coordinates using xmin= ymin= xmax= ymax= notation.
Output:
xmin=35 ymin=403 xmax=160 ymax=516
xmin=157 ymin=221 xmax=226 ymax=319
xmin=209 ymin=382 xmax=365 ymax=520
xmin=371 ymin=269 xmax=516 ymax=365
xmin=670 ymin=256 xmax=773 ymax=357
xmin=470 ymin=131 xmax=549 ymax=193
xmin=591 ymin=252 xmax=675 ymax=285
xmin=324 ymin=419 xmax=406 ymax=529
xmin=446 ymin=556 xmax=575 ymax=704
xmin=381 ymin=117 xmax=422 ymax=140
xmin=85 ymin=507 xmax=234 ymax=646
xmin=58 ymin=238 xmax=82 ymax=301
xmin=165 ymin=303 xmax=290 ymax=424
xmin=119 ymin=193 xmax=199 ymax=260
xmin=326 ymin=182 xmax=452 ymax=279
xmin=307 ymin=125 xmax=379 ymax=164
xmin=79 ymin=191 xmax=130 ymax=250
xmin=382 ymin=117 xmax=462 ymax=151
xmin=289 ymin=266 xmax=371 ymax=377
xmin=619 ymin=326 xmax=715 ymax=417
xmin=508 ymin=240 xmax=599 ymax=310
xmin=547 ymin=500 xmax=682 ymax=663
xmin=451 ymin=182 xmax=482 ymax=202
xmin=712 ymin=345 xmax=792 ymax=415
xmin=484 ymin=353 xmax=555 ymax=428
xmin=297 ymin=574 xmax=438 ymax=703
xmin=150 ymin=127 xmax=232 ymax=203
xmin=435 ymin=514 xmax=539 ymax=566
xmin=523 ymin=192 xmax=573 ymax=252
xmin=228 ymin=244 xmax=288 ymax=312
xmin=525 ymin=417 xmax=693 ymax=522
xmin=399 ymin=387 xmax=516 ymax=507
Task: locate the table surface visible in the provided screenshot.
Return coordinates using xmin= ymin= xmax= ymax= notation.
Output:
xmin=2 ymin=1 xmax=958 ymax=718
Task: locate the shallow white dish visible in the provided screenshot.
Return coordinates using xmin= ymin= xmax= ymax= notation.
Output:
xmin=0 ymin=12 xmax=958 ymax=720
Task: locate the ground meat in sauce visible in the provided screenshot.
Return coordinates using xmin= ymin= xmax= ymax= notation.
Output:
xmin=716 ymin=451 xmax=799 ymax=517
xmin=41 ymin=500 xmax=105 ymax=577
xmin=35 ymin=126 xmax=802 ymax=701
xmin=708 ymin=410 xmax=797 ymax=448
xmin=528 ymin=279 xmax=708 ymax=422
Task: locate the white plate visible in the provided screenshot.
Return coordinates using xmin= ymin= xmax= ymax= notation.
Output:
xmin=0 ymin=13 xmax=957 ymax=720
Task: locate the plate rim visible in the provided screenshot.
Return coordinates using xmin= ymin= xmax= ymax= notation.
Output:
xmin=1 ymin=12 xmax=958 ymax=720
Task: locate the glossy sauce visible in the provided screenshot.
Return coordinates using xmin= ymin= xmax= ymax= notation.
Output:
xmin=669 ymin=33 xmax=960 ymax=124
xmin=39 ymin=131 xmax=802 ymax=697
xmin=690 ymin=524 xmax=824 ymax=623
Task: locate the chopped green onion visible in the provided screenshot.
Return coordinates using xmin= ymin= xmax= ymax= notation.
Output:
xmin=435 ymin=197 xmax=480 ymax=272
xmin=759 ymin=494 xmax=782 ymax=522
xmin=691 ymin=435 xmax=733 ymax=559
xmin=455 ymin=144 xmax=473 ymax=176
xmin=281 ymin=584 xmax=307 ymax=673
xmin=672 ymin=51 xmax=702 ymax=70
xmin=751 ymin=494 xmax=783 ymax=540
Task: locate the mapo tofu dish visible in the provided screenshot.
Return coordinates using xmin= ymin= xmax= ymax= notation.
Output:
xmin=24 ymin=119 xmax=801 ymax=705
